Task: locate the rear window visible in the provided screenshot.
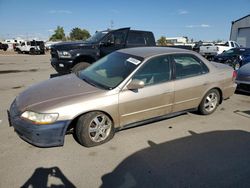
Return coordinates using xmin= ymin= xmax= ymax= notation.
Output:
xmin=127 ymin=31 xmax=155 ymax=46
xmin=173 ymin=54 xmax=209 ymax=79
xmin=127 ymin=32 xmax=146 ymax=45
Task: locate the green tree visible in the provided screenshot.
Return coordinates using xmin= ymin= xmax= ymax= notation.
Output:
xmin=69 ymin=28 xmax=91 ymax=40
xmin=49 ymin=26 xmax=66 ymax=41
xmin=157 ymin=36 xmax=168 ymax=46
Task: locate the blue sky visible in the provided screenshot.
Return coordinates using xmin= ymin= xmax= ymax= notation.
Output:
xmin=0 ymin=0 xmax=249 ymax=41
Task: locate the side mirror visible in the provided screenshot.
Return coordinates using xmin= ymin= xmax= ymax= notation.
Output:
xmin=127 ymin=79 xmax=145 ymax=90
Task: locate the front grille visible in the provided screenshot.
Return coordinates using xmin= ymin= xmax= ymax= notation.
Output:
xmin=50 ymin=48 xmax=58 ymax=58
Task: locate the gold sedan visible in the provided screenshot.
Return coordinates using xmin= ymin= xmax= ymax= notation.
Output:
xmin=9 ymin=47 xmax=236 ymax=147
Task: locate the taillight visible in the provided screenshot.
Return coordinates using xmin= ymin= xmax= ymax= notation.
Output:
xmin=232 ymin=70 xmax=237 ymax=80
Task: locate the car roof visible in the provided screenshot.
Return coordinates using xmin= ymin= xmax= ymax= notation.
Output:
xmin=117 ymin=47 xmax=192 ymax=58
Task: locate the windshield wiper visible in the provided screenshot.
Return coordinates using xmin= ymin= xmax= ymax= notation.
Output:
xmin=81 ymin=76 xmax=109 ymax=90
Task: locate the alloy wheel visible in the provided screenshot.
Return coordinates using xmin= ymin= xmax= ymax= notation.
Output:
xmin=88 ymin=114 xmax=112 ymax=142
xmin=204 ymin=92 xmax=218 ymax=113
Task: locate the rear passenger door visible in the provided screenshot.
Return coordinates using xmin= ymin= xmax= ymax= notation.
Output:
xmin=171 ymin=54 xmax=209 ymax=112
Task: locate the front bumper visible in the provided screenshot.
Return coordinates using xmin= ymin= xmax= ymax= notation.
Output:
xmin=236 ymin=74 xmax=250 ymax=93
xmin=51 ymin=58 xmax=74 ymax=74
xmin=236 ymin=80 xmax=250 ymax=93
xmin=8 ymin=110 xmax=71 ymax=147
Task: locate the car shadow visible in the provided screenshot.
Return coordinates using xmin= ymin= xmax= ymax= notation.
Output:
xmin=21 ymin=166 xmax=76 ymax=188
xmin=100 ymin=130 xmax=250 ymax=188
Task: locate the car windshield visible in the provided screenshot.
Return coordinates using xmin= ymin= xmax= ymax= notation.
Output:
xmin=78 ymin=52 xmax=144 ymax=90
xmin=85 ymin=31 xmax=108 ymax=43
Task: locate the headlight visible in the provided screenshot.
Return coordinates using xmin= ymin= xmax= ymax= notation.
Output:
xmin=57 ymin=51 xmax=71 ymax=58
xmin=21 ymin=111 xmax=59 ymax=124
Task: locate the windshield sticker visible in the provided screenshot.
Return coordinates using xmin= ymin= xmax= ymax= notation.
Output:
xmin=126 ymin=57 xmax=141 ymax=65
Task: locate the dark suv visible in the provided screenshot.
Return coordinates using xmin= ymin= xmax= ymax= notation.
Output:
xmin=50 ymin=28 xmax=156 ymax=74
xmin=0 ymin=42 xmax=8 ymax=51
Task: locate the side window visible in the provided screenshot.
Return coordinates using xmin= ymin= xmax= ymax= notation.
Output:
xmin=21 ymin=42 xmax=25 ymax=46
xmin=108 ymin=30 xmax=127 ymax=45
xmin=173 ymin=55 xmax=208 ymax=79
xmin=127 ymin=32 xmax=146 ymax=45
xmin=230 ymin=42 xmax=235 ymax=47
xmin=225 ymin=42 xmax=229 ymax=46
xmin=145 ymin=33 xmax=155 ymax=46
xmin=133 ymin=55 xmax=171 ymax=86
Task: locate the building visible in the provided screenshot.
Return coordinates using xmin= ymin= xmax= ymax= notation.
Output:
xmin=230 ymin=14 xmax=250 ymax=47
xmin=165 ymin=37 xmax=188 ymax=44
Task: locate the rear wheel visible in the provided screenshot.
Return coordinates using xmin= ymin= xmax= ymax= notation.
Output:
xmin=72 ymin=62 xmax=90 ymax=73
xmin=75 ymin=112 xmax=115 ymax=147
xmin=198 ymin=89 xmax=220 ymax=115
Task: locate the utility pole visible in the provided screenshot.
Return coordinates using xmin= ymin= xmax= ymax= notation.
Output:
xmin=110 ymin=20 xmax=114 ymax=29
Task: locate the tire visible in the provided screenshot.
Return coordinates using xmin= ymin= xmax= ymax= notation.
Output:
xmin=72 ymin=62 xmax=90 ymax=73
xmin=75 ymin=112 xmax=115 ymax=147
xmin=29 ymin=48 xmax=36 ymax=55
xmin=198 ymin=89 xmax=220 ymax=115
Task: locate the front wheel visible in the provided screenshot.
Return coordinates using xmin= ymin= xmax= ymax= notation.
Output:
xmin=72 ymin=62 xmax=90 ymax=73
xmin=75 ymin=112 xmax=115 ymax=147
xmin=198 ymin=89 xmax=220 ymax=115
xmin=29 ymin=48 xmax=36 ymax=55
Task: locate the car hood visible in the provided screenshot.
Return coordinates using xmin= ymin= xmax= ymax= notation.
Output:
xmin=52 ymin=41 xmax=95 ymax=51
xmin=214 ymin=54 xmax=230 ymax=60
xmin=15 ymin=74 xmax=101 ymax=112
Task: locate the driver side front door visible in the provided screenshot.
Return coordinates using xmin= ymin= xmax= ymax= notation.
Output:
xmin=100 ymin=28 xmax=130 ymax=57
xmin=118 ymin=55 xmax=174 ymax=127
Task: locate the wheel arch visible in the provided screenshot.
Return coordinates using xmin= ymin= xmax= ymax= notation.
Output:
xmin=66 ymin=110 xmax=115 ymax=132
xmin=73 ymin=55 xmax=96 ymax=66
xmin=212 ymin=87 xmax=223 ymax=104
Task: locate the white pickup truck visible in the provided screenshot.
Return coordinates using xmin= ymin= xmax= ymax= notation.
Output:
xmin=199 ymin=41 xmax=240 ymax=58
